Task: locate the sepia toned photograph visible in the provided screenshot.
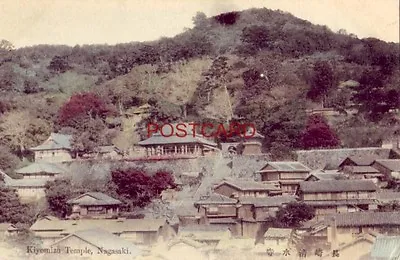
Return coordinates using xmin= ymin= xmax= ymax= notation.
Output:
xmin=0 ymin=0 xmax=399 ymax=259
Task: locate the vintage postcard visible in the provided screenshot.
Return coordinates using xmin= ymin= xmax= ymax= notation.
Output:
xmin=0 ymin=0 xmax=399 ymax=259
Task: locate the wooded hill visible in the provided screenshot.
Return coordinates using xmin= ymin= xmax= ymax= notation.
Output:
xmin=0 ymin=8 xmax=399 ymax=172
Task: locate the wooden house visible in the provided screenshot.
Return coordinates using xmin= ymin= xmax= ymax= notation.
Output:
xmin=66 ymin=192 xmax=122 ymax=219
xmin=343 ymin=165 xmax=383 ymax=180
xmin=175 ymin=202 xmax=202 ymax=226
xmin=257 ymin=161 xmax=311 ymax=194
xmin=194 ymin=193 xmax=238 ymax=220
xmin=194 ymin=193 xmax=242 ymax=236
xmin=235 ymin=196 xmax=297 ymax=239
xmin=213 ymin=179 xmax=281 ymax=199
xmin=30 ymin=133 xmax=73 ymax=163
xmin=237 ymin=196 xmax=297 ymax=221
xmin=297 ymin=180 xmax=378 ymax=218
xmin=338 ymin=155 xmax=381 ymax=170
xmin=372 ymin=159 xmax=400 ymax=181
xmin=324 ymin=212 xmax=400 ymax=246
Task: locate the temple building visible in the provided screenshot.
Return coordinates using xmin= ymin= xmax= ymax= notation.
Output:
xmin=30 ymin=133 xmax=73 ymax=163
xmin=138 ymin=124 xmax=220 ymax=157
xmin=5 ymin=163 xmax=66 ymax=202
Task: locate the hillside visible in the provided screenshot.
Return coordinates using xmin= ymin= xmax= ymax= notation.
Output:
xmin=0 ymin=7 xmax=399 ymax=173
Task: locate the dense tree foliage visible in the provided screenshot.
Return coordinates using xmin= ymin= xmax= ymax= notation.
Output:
xmin=353 ymin=69 xmax=400 ymax=121
xmin=0 ymin=111 xmax=51 ymax=156
xmin=0 ymin=185 xmax=33 ymax=224
xmin=58 ymin=92 xmax=110 ymax=127
xmin=45 ymin=179 xmax=76 ymax=218
xmin=240 ymin=25 xmax=271 ymax=55
xmin=274 ymin=202 xmax=315 ymax=228
xmin=57 ymin=92 xmax=114 ymax=153
xmin=213 ymin=12 xmax=240 ymax=26
xmin=111 ymin=168 xmax=175 ymax=209
xmin=300 ymin=114 xmax=340 ymax=149
xmin=189 ymin=56 xmax=231 ymax=115
xmin=307 ymin=61 xmax=336 ymax=102
xmin=0 ymin=146 xmax=21 ymax=174
xmin=47 ymin=56 xmax=71 ymax=73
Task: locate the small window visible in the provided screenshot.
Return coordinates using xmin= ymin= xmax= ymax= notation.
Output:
xmin=52 ymin=152 xmax=55 ymax=157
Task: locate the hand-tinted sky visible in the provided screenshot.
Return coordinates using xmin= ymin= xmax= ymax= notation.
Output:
xmin=1 ymin=0 xmax=398 ymax=48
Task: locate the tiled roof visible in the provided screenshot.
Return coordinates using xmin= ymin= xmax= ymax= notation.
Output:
xmin=348 ymin=166 xmax=380 ymax=174
xmin=370 ymin=236 xmax=400 ymax=259
xmin=51 ymin=228 xmax=142 ymax=257
xmin=305 ymin=170 xmax=342 ymax=181
xmin=340 ymin=155 xmax=381 ymax=166
xmin=30 ymin=133 xmax=72 ymax=151
xmin=194 ymin=193 xmax=237 ymax=205
xmin=296 ymin=147 xmax=391 ymax=170
xmin=264 ymin=228 xmax=292 ymax=239
xmin=6 ymin=178 xmax=48 ymax=188
xmin=299 ymin=180 xmax=378 ymax=193
xmin=238 ymin=196 xmax=297 ymax=207
xmin=30 ymin=218 xmax=167 ymax=234
xmin=15 ymin=162 xmax=66 ymax=175
xmin=258 ymin=161 xmax=310 ymax=173
xmin=374 ymin=159 xmax=400 ymax=172
xmin=304 ymin=199 xmax=376 ymax=206
xmin=215 ymin=179 xmax=280 ymax=191
xmin=66 ymin=192 xmax=122 ymax=206
xmin=324 ymin=212 xmax=400 ymax=227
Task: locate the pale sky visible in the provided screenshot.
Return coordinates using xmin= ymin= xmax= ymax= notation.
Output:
xmin=0 ymin=0 xmax=399 ymax=48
